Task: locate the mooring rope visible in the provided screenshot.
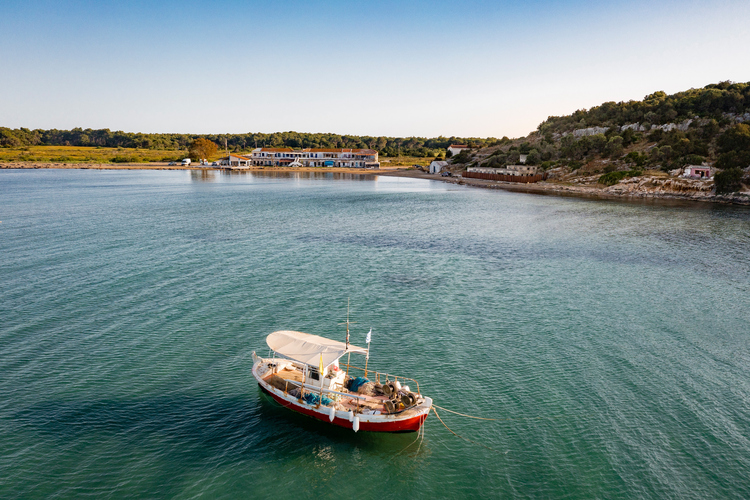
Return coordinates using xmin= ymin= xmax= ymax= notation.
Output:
xmin=433 ymin=403 xmax=565 ymax=423
xmin=431 ymin=406 xmax=497 ymax=452
xmin=385 ymin=418 xmax=426 ymax=463
xmin=432 ymin=404 xmax=497 ymax=420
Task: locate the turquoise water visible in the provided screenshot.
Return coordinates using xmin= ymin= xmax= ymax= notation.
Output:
xmin=1 ymin=169 xmax=749 ymax=499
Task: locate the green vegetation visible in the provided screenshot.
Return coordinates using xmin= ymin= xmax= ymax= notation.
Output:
xmin=716 ymin=123 xmax=750 ymax=170
xmin=538 ymin=82 xmax=750 ymax=135
xmin=188 ymin=138 xmax=218 ymax=161
xmin=714 ymin=168 xmax=744 ymax=194
xmin=0 ymin=127 xmax=500 ymax=159
xmin=0 ymin=145 xmax=182 ymax=164
xmin=452 ymin=81 xmax=749 ymax=194
xmin=598 ymin=169 xmax=644 ymax=186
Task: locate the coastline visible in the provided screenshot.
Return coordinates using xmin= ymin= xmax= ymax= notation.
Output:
xmin=3 ymin=162 xmax=749 ymax=206
xmin=376 ymin=169 xmax=750 ymax=206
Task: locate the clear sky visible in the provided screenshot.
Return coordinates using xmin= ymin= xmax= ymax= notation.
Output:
xmin=2 ymin=0 xmax=749 ymax=138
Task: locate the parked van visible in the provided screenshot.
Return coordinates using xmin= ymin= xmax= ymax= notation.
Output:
xmin=181 ymin=158 xmax=191 ymax=166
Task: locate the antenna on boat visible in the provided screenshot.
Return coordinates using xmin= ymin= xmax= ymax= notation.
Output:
xmin=338 ymin=297 xmax=356 ymax=350
xmin=338 ymin=298 xmax=356 ymax=378
xmin=346 ymin=298 xmax=350 ymax=349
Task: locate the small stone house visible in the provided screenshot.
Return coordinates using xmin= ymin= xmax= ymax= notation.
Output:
xmin=429 ymin=160 xmax=448 ymax=174
xmin=682 ymin=165 xmax=712 ymax=179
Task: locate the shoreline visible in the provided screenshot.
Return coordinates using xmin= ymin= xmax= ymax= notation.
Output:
xmin=3 ymin=162 xmax=749 ymax=206
xmin=377 ymin=170 xmax=750 ymax=206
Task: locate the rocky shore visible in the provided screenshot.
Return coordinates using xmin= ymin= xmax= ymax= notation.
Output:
xmin=4 ymin=162 xmax=750 ymax=206
xmin=377 ymin=169 xmax=750 ymax=206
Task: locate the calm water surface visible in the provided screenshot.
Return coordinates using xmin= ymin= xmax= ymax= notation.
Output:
xmin=1 ymin=169 xmax=749 ymax=499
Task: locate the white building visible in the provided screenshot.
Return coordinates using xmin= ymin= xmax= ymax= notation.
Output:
xmin=249 ymin=148 xmax=379 ymax=168
xmin=227 ymin=154 xmax=251 ymax=167
xmin=468 ymin=165 xmax=539 ymax=176
xmin=447 ymin=144 xmax=469 ymax=157
xmin=429 ymin=160 xmax=448 ymax=174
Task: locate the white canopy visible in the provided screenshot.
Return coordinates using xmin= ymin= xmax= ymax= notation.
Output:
xmin=266 ymin=330 xmax=368 ymax=368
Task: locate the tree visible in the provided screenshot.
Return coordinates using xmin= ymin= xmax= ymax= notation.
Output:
xmin=189 ymin=138 xmax=218 ymax=161
xmin=714 ymin=168 xmax=744 ymax=194
xmin=716 ymin=124 xmax=750 ymax=170
xmin=605 ymin=136 xmax=624 ymax=158
xmin=525 ymin=149 xmax=540 ymax=165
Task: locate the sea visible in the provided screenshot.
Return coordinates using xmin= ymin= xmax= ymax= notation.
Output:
xmin=1 ymin=168 xmax=749 ymax=499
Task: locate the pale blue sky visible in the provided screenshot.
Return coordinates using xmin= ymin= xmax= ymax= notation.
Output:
xmin=2 ymin=0 xmax=749 ymax=138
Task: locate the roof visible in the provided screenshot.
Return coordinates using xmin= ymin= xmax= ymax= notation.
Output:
xmin=254 ymin=147 xmax=294 ymax=152
xmin=307 ymin=148 xmax=376 ymax=153
xmin=229 ymin=154 xmax=251 ymax=160
xmin=449 ymin=144 xmax=468 ymax=149
xmin=266 ymin=330 xmax=368 ymax=368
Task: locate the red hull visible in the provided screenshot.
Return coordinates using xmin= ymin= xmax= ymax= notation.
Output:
xmin=260 ymin=385 xmax=428 ymax=433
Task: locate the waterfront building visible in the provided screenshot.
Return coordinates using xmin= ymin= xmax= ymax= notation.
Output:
xmin=468 ymin=165 xmax=539 ymax=176
xmin=249 ymin=148 xmax=379 ymax=168
xmin=429 ymin=160 xmax=448 ymax=174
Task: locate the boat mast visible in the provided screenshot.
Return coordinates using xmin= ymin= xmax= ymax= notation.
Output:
xmin=343 ymin=298 xmax=355 ymax=379
xmin=346 ymin=298 xmax=350 ymax=349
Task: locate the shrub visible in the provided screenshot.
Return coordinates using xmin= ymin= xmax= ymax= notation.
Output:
xmin=598 ymin=171 xmax=629 ymax=186
xmin=625 ymin=151 xmax=648 ymax=167
xmin=540 ymin=161 xmax=555 ymax=170
xmin=714 ymin=168 xmax=744 ymax=194
xmin=598 ymin=168 xmax=643 ymax=186
xmin=568 ymin=160 xmax=583 ymax=171
xmin=451 ymin=151 xmax=472 ymax=163
xmin=684 ymin=154 xmax=705 ymax=165
xmin=111 ymin=156 xmax=134 ymax=163
xmin=716 ymin=150 xmax=750 ymax=170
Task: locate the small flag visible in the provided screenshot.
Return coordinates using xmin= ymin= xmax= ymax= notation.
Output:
xmin=319 ymin=353 xmax=324 ymax=374
xmin=366 ymin=328 xmax=372 ymax=344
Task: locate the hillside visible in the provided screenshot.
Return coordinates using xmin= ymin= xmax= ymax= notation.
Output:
xmin=446 ymin=81 xmax=750 ymax=196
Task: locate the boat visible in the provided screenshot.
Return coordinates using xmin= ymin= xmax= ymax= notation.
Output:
xmin=252 ymin=328 xmax=431 ymax=432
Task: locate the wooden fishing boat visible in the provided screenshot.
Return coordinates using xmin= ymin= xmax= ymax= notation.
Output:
xmin=252 ymin=329 xmax=431 ymax=432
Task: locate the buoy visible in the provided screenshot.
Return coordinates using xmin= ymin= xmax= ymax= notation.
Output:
xmin=348 ymin=410 xmax=354 ymax=422
xmin=328 ymin=405 xmax=335 ymax=422
xmin=353 ymin=415 xmax=360 ymax=432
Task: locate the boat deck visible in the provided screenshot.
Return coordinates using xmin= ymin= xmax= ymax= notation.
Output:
xmin=263 ymin=366 xmax=414 ymax=415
